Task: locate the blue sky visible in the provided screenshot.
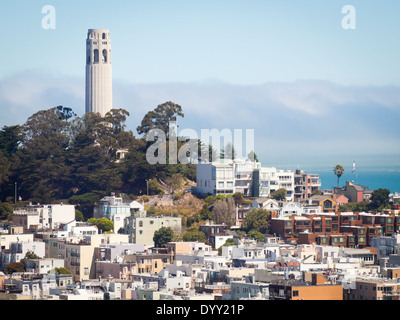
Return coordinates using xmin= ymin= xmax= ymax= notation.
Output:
xmin=1 ymin=0 xmax=400 ymax=173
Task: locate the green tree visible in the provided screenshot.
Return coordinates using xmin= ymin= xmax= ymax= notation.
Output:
xmin=182 ymin=227 xmax=207 ymax=242
xmin=0 ymin=201 xmax=13 ymax=221
xmin=217 ymin=238 xmax=236 ymax=255
xmin=20 ymin=251 xmax=41 ymax=269
xmin=87 ymin=217 xmax=114 ymax=233
xmin=137 ymin=101 xmax=184 ymax=139
xmin=199 ymin=204 xmax=213 ymax=221
xmin=153 ymin=226 xmax=175 ymax=248
xmin=24 ymin=250 xmax=40 ymax=260
xmin=368 ymin=188 xmax=390 ymax=210
xmin=270 ymin=188 xmax=286 ymax=201
xmin=248 ymin=229 xmax=265 ymax=242
xmin=204 ymin=196 xmax=216 ymax=206
xmin=75 ymin=209 xmax=84 ymax=222
xmin=147 ymin=178 xmax=163 ymax=195
xmin=12 ymin=107 xmax=75 ymax=202
xmin=54 ymin=267 xmax=72 ymax=274
xmin=333 ymin=164 xmax=345 ymax=187
xmin=339 ymin=201 xmax=368 ymax=212
xmin=242 ymin=208 xmax=270 ymax=234
xmin=0 ymin=125 xmax=22 ymax=159
xmin=232 ymin=192 xmax=245 ymax=205
xmin=68 ymin=192 xmax=100 ymax=220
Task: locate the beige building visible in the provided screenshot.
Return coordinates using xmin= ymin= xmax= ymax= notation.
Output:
xmin=123 ymin=215 xmax=181 ymax=247
xmin=58 ymin=234 xmax=129 ymax=282
xmin=348 ymin=278 xmax=400 ymax=300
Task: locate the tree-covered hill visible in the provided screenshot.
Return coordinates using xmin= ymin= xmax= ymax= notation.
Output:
xmin=0 ymin=102 xmax=196 ymax=204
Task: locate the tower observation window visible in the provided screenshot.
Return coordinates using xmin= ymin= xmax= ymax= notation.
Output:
xmin=94 ymin=49 xmax=99 ymax=63
xmin=102 ymin=49 xmax=108 ymax=63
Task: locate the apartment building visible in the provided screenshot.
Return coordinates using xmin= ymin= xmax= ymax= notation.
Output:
xmin=294 ymin=169 xmax=321 ymax=202
xmin=123 ymin=214 xmax=181 ymax=247
xmin=196 ymin=159 xmax=295 ymax=200
xmin=0 ymin=241 xmax=46 ymax=271
xmin=58 ymin=234 xmax=129 ymax=282
xmin=348 ymin=278 xmax=400 ymax=300
xmin=95 ymin=252 xmax=173 ymax=279
xmin=269 ymin=274 xmax=343 ymax=300
xmin=94 ymin=194 xmax=142 ymax=233
xmin=0 ymin=227 xmax=34 ymax=251
xmin=196 ymin=159 xmax=259 ymax=196
xmin=259 ymin=168 xmax=295 ymax=201
xmin=334 ymin=181 xmax=373 ymax=203
xmin=230 ymin=281 xmax=270 ymax=300
xmin=12 ymin=203 xmax=75 ymax=232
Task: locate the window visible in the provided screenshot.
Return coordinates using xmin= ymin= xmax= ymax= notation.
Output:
xmin=102 ymin=49 xmax=108 ymax=63
xmin=94 ymin=49 xmax=99 ymax=63
xmin=323 ymin=200 xmax=333 ymax=209
xmin=285 ymin=221 xmax=292 ymax=227
xmin=293 ymin=290 xmax=299 ymax=297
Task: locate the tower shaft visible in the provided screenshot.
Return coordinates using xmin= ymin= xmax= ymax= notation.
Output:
xmin=85 ymin=29 xmax=112 ymax=116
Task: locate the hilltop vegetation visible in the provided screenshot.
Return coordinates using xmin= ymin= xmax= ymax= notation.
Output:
xmin=0 ymin=103 xmax=196 ymax=206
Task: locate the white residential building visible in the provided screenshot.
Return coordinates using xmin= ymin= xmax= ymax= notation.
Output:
xmin=56 ymin=220 xmax=99 ymax=238
xmin=1 ymin=241 xmax=46 ymax=270
xmin=0 ymin=228 xmax=34 ymax=251
xmin=24 ymin=258 xmax=65 ymax=274
xmin=257 ymin=167 xmax=294 ymax=201
xmin=94 ymin=195 xmax=143 ymax=233
xmin=12 ymin=204 xmax=75 ymax=232
xmin=196 ymin=158 xmax=261 ymax=197
xmin=196 ymin=158 xmax=294 ymax=200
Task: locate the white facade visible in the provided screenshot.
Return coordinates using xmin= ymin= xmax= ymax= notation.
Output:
xmin=25 ymin=258 xmax=65 ymax=274
xmin=13 ymin=204 xmax=75 ymax=231
xmin=94 ymin=195 xmax=134 ymax=233
xmin=85 ymin=29 xmax=113 ymax=116
xmin=49 ymin=204 xmax=75 ymax=230
xmin=196 ymin=159 xmax=294 ymax=200
xmin=196 ymin=159 xmax=260 ymax=196
xmin=280 ymin=202 xmax=303 ymax=217
xmin=1 ymin=241 xmax=46 ymax=269
xmin=56 ymin=220 xmax=99 ymax=238
xmin=0 ymin=232 xmax=34 ymax=251
xmin=258 ymin=167 xmax=294 ymax=201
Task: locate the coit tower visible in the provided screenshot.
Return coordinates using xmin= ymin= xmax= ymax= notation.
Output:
xmin=85 ymin=29 xmax=112 ymax=116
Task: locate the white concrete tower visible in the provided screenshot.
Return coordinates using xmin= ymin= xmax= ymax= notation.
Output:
xmin=85 ymin=29 xmax=113 ymax=116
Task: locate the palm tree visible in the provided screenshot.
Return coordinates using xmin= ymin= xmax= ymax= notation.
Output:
xmin=333 ymin=164 xmax=345 ymax=187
